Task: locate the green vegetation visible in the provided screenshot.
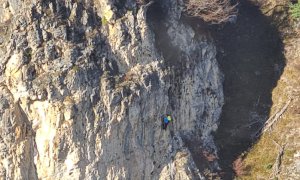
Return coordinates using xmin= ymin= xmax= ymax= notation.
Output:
xmin=101 ymin=17 xmax=108 ymax=26
xmin=266 ymin=163 xmax=273 ymax=169
xmin=289 ymin=2 xmax=300 ymax=19
xmin=71 ymin=65 xmax=79 ymax=72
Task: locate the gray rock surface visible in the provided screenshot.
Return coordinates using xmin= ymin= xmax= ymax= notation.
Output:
xmin=0 ymin=0 xmax=223 ymax=179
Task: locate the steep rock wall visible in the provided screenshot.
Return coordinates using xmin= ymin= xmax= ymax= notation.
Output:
xmin=0 ymin=0 xmax=223 ymax=179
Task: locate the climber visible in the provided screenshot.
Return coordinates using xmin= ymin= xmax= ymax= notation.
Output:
xmin=162 ymin=114 xmax=172 ymax=130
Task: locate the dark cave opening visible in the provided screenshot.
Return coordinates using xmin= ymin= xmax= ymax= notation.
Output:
xmin=213 ymin=1 xmax=286 ymax=179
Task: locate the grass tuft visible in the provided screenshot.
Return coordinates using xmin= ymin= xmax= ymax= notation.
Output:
xmin=289 ymin=2 xmax=300 ymax=19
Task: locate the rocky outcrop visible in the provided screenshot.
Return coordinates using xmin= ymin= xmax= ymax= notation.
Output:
xmin=0 ymin=0 xmax=223 ymax=179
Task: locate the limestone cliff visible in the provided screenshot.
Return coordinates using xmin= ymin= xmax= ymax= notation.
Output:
xmin=0 ymin=0 xmax=223 ymax=179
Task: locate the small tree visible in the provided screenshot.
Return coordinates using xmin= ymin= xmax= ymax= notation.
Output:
xmin=183 ymin=0 xmax=238 ymax=24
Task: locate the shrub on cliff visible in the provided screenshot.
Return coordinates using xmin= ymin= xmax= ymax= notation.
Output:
xmin=183 ymin=0 xmax=238 ymax=24
xmin=290 ymin=2 xmax=300 ymax=19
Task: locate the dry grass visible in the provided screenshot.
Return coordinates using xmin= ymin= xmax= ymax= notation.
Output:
xmin=135 ymin=0 xmax=237 ymax=24
xmin=239 ymin=63 xmax=300 ymax=179
xmin=239 ymin=110 xmax=299 ymax=179
xmin=183 ymin=0 xmax=238 ymax=24
xmin=240 ymin=134 xmax=278 ymax=179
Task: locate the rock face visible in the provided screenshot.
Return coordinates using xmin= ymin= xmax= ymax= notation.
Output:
xmin=0 ymin=0 xmax=223 ymax=179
